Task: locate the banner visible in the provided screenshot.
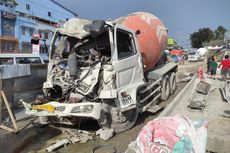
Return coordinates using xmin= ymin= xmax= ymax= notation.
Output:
xmin=1 ymin=11 xmax=16 ymax=36
xmin=32 ymin=34 xmax=40 ymax=54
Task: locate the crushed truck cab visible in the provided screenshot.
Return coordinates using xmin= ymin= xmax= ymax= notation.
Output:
xmin=23 ymin=12 xmax=177 ymax=133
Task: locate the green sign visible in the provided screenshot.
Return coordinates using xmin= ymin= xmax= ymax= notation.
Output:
xmin=167 ymin=37 xmax=175 ymax=45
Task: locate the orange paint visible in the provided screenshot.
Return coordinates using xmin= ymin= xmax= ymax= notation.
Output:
xmin=116 ymin=12 xmax=168 ymax=71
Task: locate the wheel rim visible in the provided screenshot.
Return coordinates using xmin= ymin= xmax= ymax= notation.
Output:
xmin=99 ymin=103 xmax=138 ymax=133
xmin=111 ymin=107 xmax=138 ymax=133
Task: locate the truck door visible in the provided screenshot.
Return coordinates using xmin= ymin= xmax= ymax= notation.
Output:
xmin=114 ymin=26 xmax=144 ymax=109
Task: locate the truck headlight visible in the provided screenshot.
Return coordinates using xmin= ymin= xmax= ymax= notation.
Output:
xmin=56 ymin=106 xmax=66 ymax=112
xmin=71 ymin=105 xmax=94 ymax=114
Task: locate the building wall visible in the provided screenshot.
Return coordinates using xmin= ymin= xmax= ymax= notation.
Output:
xmin=0 ymin=0 xmax=76 ymax=54
xmin=0 ymin=1 xmax=18 ymax=53
xmin=0 ymin=1 xmax=16 ymax=37
xmin=16 ymin=0 xmax=75 ymax=23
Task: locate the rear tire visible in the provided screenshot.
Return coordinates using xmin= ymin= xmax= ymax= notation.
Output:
xmin=169 ymin=72 xmax=176 ymax=94
xmin=160 ymin=75 xmax=170 ymax=101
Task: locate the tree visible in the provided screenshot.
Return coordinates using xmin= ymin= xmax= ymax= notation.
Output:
xmin=190 ymin=27 xmax=214 ymax=48
xmin=215 ymin=26 xmax=227 ymax=40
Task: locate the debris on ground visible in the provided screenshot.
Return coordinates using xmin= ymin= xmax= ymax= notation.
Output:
xmin=63 ymin=129 xmax=94 ymax=143
xmin=177 ymin=76 xmax=193 ymax=83
xmin=125 ymin=114 xmax=208 ymax=153
xmin=92 ymin=144 xmax=117 ymax=153
xmin=96 ymin=128 xmax=115 ymax=140
xmin=46 ymin=138 xmax=71 ymax=152
xmin=183 ymin=72 xmax=194 ymax=77
xmin=44 ymin=128 xmax=95 ymax=152
xmin=188 ymin=78 xmax=211 ymax=110
xmin=177 ymin=72 xmax=194 ymax=83
xmin=221 ymin=80 xmax=230 ymax=103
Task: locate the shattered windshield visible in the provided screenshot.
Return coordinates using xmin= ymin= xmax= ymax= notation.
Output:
xmin=44 ymin=30 xmax=112 ymax=100
xmin=51 ymin=31 xmax=111 ymax=65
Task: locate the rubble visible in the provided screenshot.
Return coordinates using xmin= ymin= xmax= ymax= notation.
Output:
xmin=63 ymin=129 xmax=94 ymax=143
xmin=177 ymin=72 xmax=194 ymax=83
xmin=96 ymin=128 xmax=115 ymax=140
xmin=188 ymin=78 xmax=211 ymax=110
xmin=221 ymin=80 xmax=230 ymax=103
xmin=177 ymin=76 xmax=193 ymax=83
xmin=46 ymin=138 xmax=71 ymax=152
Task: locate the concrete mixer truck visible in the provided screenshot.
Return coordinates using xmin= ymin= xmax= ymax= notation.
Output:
xmin=23 ymin=12 xmax=177 ymax=132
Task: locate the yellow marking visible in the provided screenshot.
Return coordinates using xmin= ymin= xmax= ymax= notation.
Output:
xmin=32 ymin=104 xmax=55 ymax=113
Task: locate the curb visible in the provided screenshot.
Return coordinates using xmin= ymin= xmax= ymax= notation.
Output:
xmin=159 ymin=75 xmax=196 ymax=117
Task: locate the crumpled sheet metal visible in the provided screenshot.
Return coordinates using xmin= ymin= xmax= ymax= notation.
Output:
xmin=57 ymin=18 xmax=92 ymax=39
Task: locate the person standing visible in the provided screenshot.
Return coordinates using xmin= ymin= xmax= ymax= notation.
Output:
xmin=219 ymin=55 xmax=230 ymax=80
xmin=207 ymin=56 xmax=213 ymax=74
xmin=210 ymin=57 xmax=218 ymax=79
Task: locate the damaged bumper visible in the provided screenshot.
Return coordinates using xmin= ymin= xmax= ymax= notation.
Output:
xmin=23 ymin=101 xmax=102 ymax=120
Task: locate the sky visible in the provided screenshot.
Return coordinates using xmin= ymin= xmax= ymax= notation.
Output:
xmin=55 ymin=0 xmax=230 ymax=48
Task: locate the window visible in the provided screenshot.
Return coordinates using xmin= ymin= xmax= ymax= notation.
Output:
xmin=38 ymin=30 xmax=43 ymax=39
xmin=44 ymin=32 xmax=48 ymax=39
xmin=16 ymin=57 xmax=42 ymax=64
xmin=2 ymin=41 xmax=16 ymax=52
xmin=26 ymin=4 xmax=30 ymax=10
xmin=18 ymin=12 xmax=26 ymax=17
xmin=0 ymin=58 xmax=14 ymax=65
xmin=117 ymin=29 xmax=136 ymax=59
xmin=50 ymin=31 xmax=54 ymax=37
xmin=22 ymin=27 xmax=26 ymax=35
xmin=22 ymin=44 xmax=32 ymax=53
xmin=27 ymin=57 xmax=42 ymax=64
xmin=40 ymin=45 xmax=49 ymax=53
xmin=29 ymin=28 xmax=33 ymax=36
xmin=48 ymin=11 xmax=51 ymax=17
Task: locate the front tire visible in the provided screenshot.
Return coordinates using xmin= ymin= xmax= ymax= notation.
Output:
xmin=99 ymin=102 xmax=138 ymax=133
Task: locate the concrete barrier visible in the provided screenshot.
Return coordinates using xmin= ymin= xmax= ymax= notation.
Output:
xmin=159 ymin=75 xmax=196 ymax=117
xmin=0 ymin=64 xmax=47 ymax=108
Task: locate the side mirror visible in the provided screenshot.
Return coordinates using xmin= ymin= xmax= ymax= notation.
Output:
xmin=90 ymin=20 xmax=106 ymax=38
xmin=31 ymin=37 xmax=39 ymax=44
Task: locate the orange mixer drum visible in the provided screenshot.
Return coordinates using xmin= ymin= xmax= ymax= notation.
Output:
xmin=115 ymin=12 xmax=168 ymax=71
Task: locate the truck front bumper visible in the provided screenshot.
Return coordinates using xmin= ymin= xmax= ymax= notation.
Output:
xmin=23 ymin=101 xmax=102 ymax=120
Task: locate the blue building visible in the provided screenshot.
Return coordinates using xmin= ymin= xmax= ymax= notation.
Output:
xmin=0 ymin=0 xmax=76 ymax=54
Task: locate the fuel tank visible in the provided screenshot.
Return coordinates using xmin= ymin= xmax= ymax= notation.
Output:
xmin=115 ymin=12 xmax=168 ymax=71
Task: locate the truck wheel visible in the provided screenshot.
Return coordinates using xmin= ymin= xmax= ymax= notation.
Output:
xmin=99 ymin=103 xmax=138 ymax=133
xmin=160 ymin=75 xmax=170 ymax=101
xmin=169 ymin=72 xmax=176 ymax=94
